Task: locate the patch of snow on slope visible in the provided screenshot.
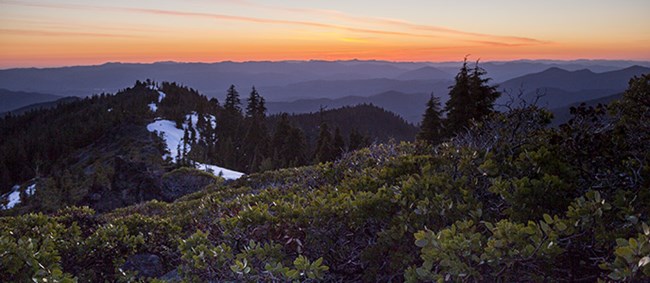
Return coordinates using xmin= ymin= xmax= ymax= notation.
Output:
xmin=196 ymin=162 xmax=244 ymax=179
xmin=148 ymin=103 xmax=158 ymax=112
xmin=26 ymin=184 xmax=36 ymax=196
xmin=158 ymin=91 xmax=166 ymax=103
xmin=1 ymin=182 xmax=38 ymax=210
xmin=147 ymin=119 xmax=184 ymax=161
xmin=1 ymin=185 xmax=21 ymax=210
xmin=148 ymin=91 xmax=166 ymax=113
xmin=147 ymin=113 xmax=243 ymax=180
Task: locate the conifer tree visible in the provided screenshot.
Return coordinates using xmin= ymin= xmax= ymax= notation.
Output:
xmin=444 ymin=58 xmax=500 ymax=136
xmin=245 ymin=87 xmax=266 ymax=119
xmin=271 ymin=113 xmax=292 ymax=168
xmin=333 ymin=127 xmax=345 ymax=158
xmin=285 ymin=127 xmax=307 ymax=166
xmin=224 ymin=85 xmax=242 ymax=116
xmin=348 ymin=129 xmax=369 ymax=151
xmin=469 ymin=61 xmax=500 ymax=118
xmin=217 ymin=85 xmax=244 ymax=169
xmin=242 ymin=87 xmax=270 ymax=172
xmin=314 ymin=123 xmax=336 ymax=163
xmin=417 ymin=94 xmax=444 ymax=144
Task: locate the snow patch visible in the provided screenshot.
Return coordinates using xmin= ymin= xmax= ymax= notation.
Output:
xmin=158 ymin=91 xmax=166 ymax=103
xmin=147 ymin=119 xmax=184 ymax=161
xmin=196 ymin=162 xmax=244 ymax=179
xmin=26 ymin=184 xmax=36 ymax=196
xmin=1 ymin=185 xmax=22 ymax=210
xmin=147 ymin=113 xmax=242 ymax=180
xmin=148 ymin=91 xmax=166 ymax=113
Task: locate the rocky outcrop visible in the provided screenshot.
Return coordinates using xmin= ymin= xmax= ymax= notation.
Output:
xmin=161 ymin=168 xmax=218 ymax=201
xmin=87 ymin=156 xmax=163 ymax=212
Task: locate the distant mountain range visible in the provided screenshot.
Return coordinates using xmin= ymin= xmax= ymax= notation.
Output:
xmin=1 ymin=59 xmax=647 ymax=99
xmin=497 ymin=65 xmax=650 ymax=112
xmin=1 ymin=60 xmax=648 ymax=125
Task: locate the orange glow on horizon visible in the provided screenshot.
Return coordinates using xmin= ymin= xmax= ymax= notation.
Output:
xmin=1 ymin=0 xmax=649 ymax=68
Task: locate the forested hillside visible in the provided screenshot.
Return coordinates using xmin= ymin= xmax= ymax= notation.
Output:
xmin=0 ymin=67 xmax=648 ymax=281
xmin=0 ymin=81 xmax=417 ymax=214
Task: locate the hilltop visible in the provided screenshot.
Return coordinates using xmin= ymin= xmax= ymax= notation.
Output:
xmin=0 ymin=81 xmax=418 ymax=214
xmin=0 ymin=74 xmax=648 ymax=282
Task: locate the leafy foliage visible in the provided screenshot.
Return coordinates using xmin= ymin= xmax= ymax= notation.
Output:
xmin=0 ymin=74 xmax=648 ymax=281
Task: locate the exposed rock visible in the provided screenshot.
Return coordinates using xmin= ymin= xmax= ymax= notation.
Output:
xmin=88 ymin=156 xmax=163 ymax=212
xmin=122 ymin=253 xmax=163 ymax=278
xmin=161 ymin=168 xmax=217 ymax=201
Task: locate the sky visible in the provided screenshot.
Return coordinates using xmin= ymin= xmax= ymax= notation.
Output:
xmin=1 ymin=0 xmax=649 ymax=68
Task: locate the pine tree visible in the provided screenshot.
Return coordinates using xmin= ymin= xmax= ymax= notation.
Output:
xmin=333 ymin=127 xmax=345 ymax=158
xmin=242 ymin=87 xmax=270 ymax=172
xmin=417 ymin=94 xmax=444 ymax=144
xmin=444 ymin=58 xmax=500 ymax=136
xmin=217 ymin=85 xmax=244 ymax=169
xmin=348 ymin=129 xmax=369 ymax=151
xmin=271 ymin=113 xmax=292 ymax=168
xmin=224 ymin=85 xmax=241 ymax=116
xmin=245 ymin=87 xmax=266 ymax=119
xmin=285 ymin=127 xmax=307 ymax=166
xmin=444 ymin=59 xmax=472 ymax=135
xmin=314 ymin=123 xmax=336 ymax=163
xmin=469 ymin=61 xmax=500 ymax=118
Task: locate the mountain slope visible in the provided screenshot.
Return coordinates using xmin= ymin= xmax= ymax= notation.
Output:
xmin=395 ymin=66 xmax=452 ymax=81
xmin=0 ymin=81 xmax=234 ymax=213
xmin=500 ymin=65 xmax=650 ymax=92
xmin=549 ymin=92 xmax=623 ymax=125
xmin=497 ymin=66 xmax=650 ymax=109
xmin=1 ymin=96 xmax=79 ymax=116
xmin=270 ymin=104 xmax=419 ymax=147
xmin=2 ymin=74 xmax=648 ymax=281
xmin=1 ymin=81 xmax=420 ymax=214
xmin=267 ymin=90 xmax=436 ymax=124
xmin=0 ymin=61 xmax=411 ymax=98
xmin=0 ymin=88 xmax=61 ymax=113
xmin=261 ymin=78 xmax=451 ymax=101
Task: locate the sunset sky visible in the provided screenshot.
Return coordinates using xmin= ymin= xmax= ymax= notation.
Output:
xmin=1 ymin=0 xmax=649 ymax=68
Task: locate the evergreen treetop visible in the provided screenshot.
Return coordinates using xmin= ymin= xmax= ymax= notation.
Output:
xmin=444 ymin=58 xmax=500 ymax=136
xmin=417 ymin=93 xmax=444 ymax=145
xmin=224 ymin=85 xmax=241 ymax=116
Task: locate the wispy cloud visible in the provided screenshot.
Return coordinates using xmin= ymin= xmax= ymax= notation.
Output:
xmin=0 ymin=28 xmax=142 ymax=38
xmin=1 ymin=0 xmax=548 ymax=47
xmin=271 ymin=6 xmax=549 ymax=46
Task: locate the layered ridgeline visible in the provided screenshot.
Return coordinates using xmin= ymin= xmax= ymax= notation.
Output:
xmin=0 ymin=81 xmax=416 ymax=214
xmin=1 ymin=75 xmax=648 ymax=282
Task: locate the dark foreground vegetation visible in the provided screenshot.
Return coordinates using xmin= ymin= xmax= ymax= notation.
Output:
xmin=1 ymin=68 xmax=648 ymax=281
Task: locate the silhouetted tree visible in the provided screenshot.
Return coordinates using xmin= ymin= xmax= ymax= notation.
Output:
xmin=242 ymin=87 xmax=270 ymax=172
xmin=333 ymin=127 xmax=345 ymax=158
xmin=314 ymin=123 xmax=336 ymax=163
xmin=285 ymin=127 xmax=307 ymax=167
xmin=224 ymin=85 xmax=242 ymax=116
xmin=417 ymin=94 xmax=444 ymax=144
xmin=348 ymin=128 xmax=369 ymax=151
xmin=444 ymin=58 xmax=500 ymax=136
